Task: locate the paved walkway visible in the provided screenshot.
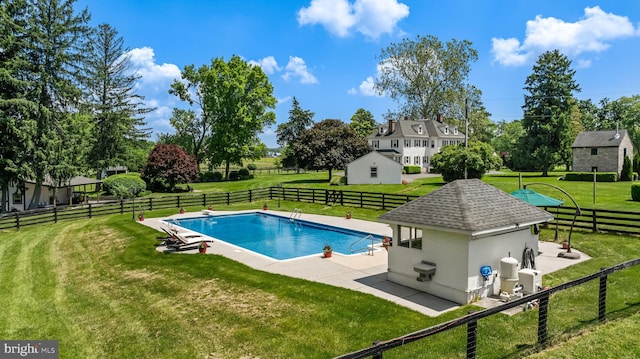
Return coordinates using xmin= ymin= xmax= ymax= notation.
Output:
xmin=141 ymin=210 xmax=590 ymax=317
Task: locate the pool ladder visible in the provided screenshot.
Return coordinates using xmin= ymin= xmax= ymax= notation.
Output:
xmin=289 ymin=208 xmax=302 ymax=222
xmin=350 ymin=234 xmax=375 ymax=256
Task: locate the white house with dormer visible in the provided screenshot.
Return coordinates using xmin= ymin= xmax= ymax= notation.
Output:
xmin=367 ymin=116 xmax=466 ymax=172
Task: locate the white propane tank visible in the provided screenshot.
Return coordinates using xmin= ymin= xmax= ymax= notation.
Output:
xmin=500 ymin=255 xmax=519 ymax=294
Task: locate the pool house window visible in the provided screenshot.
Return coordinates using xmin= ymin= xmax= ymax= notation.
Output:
xmin=370 ymin=167 xmax=378 ymax=178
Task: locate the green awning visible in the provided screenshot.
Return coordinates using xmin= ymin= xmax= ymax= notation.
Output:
xmin=510 ymin=189 xmax=564 ymax=207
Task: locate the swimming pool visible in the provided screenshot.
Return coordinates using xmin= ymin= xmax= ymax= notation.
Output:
xmin=165 ymin=212 xmax=386 ymax=260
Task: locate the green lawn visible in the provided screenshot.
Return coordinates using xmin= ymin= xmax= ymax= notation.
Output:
xmin=185 ymin=169 xmax=640 ymax=212
xmin=1 ymin=202 xmax=640 ymax=358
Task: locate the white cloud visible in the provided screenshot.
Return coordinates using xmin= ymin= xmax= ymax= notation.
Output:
xmin=297 ymin=0 xmax=409 ymax=40
xmin=282 ymin=56 xmax=318 ymax=84
xmin=277 ymin=96 xmax=292 ymax=105
xmin=248 ymin=56 xmax=281 ymax=74
xmin=127 ymin=47 xmax=181 ymax=85
xmin=298 ymin=0 xmax=355 ymax=37
xmin=122 ymin=48 xmax=181 ymax=134
xmin=348 ymin=76 xmax=380 ymax=96
xmin=491 ymin=6 xmax=640 ymax=66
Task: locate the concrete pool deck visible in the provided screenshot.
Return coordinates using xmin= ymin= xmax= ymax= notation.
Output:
xmin=141 ymin=210 xmax=590 ymax=317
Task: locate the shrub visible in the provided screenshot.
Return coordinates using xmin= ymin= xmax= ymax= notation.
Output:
xmin=102 ymin=173 xmax=146 ymax=198
xmin=403 ymin=166 xmax=421 ymax=174
xmin=238 ymin=168 xmax=250 ymax=179
xmin=229 ymin=170 xmax=240 ymax=181
xmin=564 ymin=172 xmax=617 ymax=182
xmin=329 ymin=176 xmax=345 ymax=186
xmin=141 ymin=144 xmax=199 ymax=192
xmin=632 ymin=184 xmax=640 ymax=201
xmin=247 ymin=163 xmax=257 ymax=171
xmin=201 ymin=171 xmax=216 ymax=182
xmin=212 ymin=171 xmax=223 ymax=181
xmin=621 ymin=156 xmax=632 ymax=181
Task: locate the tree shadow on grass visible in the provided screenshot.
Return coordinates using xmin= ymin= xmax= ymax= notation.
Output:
xmin=284 ymin=179 xmax=329 ymax=184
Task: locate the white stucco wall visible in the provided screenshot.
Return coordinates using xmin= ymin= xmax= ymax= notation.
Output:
xmin=347 ymin=152 xmax=402 ymax=184
xmin=5 ymin=183 xmax=70 ymax=211
xmin=387 ymin=225 xmax=540 ymax=304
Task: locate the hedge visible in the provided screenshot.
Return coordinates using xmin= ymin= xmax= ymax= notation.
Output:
xmin=403 ymin=166 xmax=422 ymax=174
xmin=102 ymin=173 xmax=146 ymax=196
xmin=632 ymin=184 xmax=640 ymax=201
xmin=564 ymin=172 xmax=618 ymax=182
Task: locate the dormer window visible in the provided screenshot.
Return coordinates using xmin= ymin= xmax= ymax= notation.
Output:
xmin=453 ymin=127 xmax=458 ymax=135
xmin=444 ymin=126 xmax=449 ymax=135
xmin=418 ymin=125 xmax=423 ymax=134
xmin=378 ymin=127 xmax=385 ymax=135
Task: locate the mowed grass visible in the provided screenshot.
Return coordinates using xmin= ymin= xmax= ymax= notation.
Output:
xmin=1 ymin=201 xmax=640 ymax=358
xmin=186 ymin=169 xmax=640 ymax=212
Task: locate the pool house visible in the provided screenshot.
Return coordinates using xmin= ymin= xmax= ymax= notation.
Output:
xmin=378 ymin=179 xmax=553 ymax=304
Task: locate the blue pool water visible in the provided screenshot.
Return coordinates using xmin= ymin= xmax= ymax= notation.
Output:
xmin=165 ymin=212 xmax=385 ymax=260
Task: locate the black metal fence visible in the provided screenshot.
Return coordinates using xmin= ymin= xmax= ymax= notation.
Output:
xmin=335 ymin=258 xmax=640 ymax=359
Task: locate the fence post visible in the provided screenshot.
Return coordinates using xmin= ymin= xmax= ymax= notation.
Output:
xmin=325 ymin=189 xmax=329 ymax=205
xmin=372 ymin=341 xmax=383 ymax=359
xmin=537 ymin=291 xmax=550 ymax=348
xmin=203 ymin=193 xmax=206 ymax=206
xmin=598 ymin=271 xmax=607 ymax=322
xmin=312 ymin=189 xmax=315 ymax=204
xmin=149 ymin=198 xmax=153 ymax=211
xmin=88 ymin=203 xmax=92 ymax=218
xmin=339 ymin=190 xmax=343 ymax=206
xmin=592 ymin=209 xmax=597 ymax=232
xmin=249 ymin=189 xmax=253 ymax=203
xmin=360 ymin=192 xmax=363 ymax=208
xmin=227 ymin=192 xmax=230 ymax=205
xmin=54 ymin=207 xmax=58 ymax=224
xmin=296 ymin=188 xmax=300 ymax=202
xmin=177 ymin=195 xmax=181 ymax=209
xmin=15 ymin=212 xmax=20 ymax=231
xmin=466 ymin=311 xmax=478 ymax=359
xmin=269 ymin=187 xmax=273 ymax=200
xmin=120 ymin=200 xmax=124 ymax=214
xmin=382 ymin=193 xmax=386 ymax=210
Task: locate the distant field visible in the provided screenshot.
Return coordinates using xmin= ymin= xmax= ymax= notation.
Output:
xmin=185 ymin=168 xmax=640 ymax=212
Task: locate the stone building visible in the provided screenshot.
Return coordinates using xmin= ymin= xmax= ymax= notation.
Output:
xmin=571 ymin=130 xmax=633 ymax=177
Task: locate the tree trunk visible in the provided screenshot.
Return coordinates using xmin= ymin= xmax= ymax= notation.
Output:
xmin=328 ymin=168 xmax=332 ymax=181
xmin=0 ymin=185 xmax=7 ymax=212
xmin=28 ymin=177 xmax=43 ymax=210
xmin=225 ymin=162 xmax=230 ymax=180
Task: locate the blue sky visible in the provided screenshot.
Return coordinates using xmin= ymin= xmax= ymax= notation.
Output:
xmin=76 ymin=0 xmax=640 ymax=148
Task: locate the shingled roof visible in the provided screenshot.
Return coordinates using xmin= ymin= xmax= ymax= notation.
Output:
xmin=378 ymin=179 xmax=552 ymax=234
xmin=572 ymin=130 xmax=629 ymax=148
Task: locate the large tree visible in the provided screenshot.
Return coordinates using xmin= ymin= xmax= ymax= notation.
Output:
xmin=200 ymin=55 xmax=276 ymax=179
xmin=22 ymin=0 xmax=91 ymax=209
xmin=491 ymin=120 xmax=525 ymax=169
xmin=84 ymin=23 xmax=152 ymax=175
xmin=431 ymin=141 xmax=501 ymax=182
xmin=141 ymin=144 xmax=198 ymax=192
xmin=169 ymin=64 xmax=213 ymax=169
xmin=520 ymin=50 xmax=580 ymax=176
xmin=276 ymin=97 xmax=314 ymax=146
xmin=276 ymin=97 xmax=314 ymax=170
xmin=291 ymin=119 xmax=371 ymax=181
xmin=374 ymin=34 xmax=478 ymax=120
xmin=0 ymin=0 xmax=37 ymax=211
xmin=349 ymin=108 xmax=376 ymax=138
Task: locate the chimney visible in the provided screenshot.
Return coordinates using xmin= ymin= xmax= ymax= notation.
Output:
xmin=436 ymin=114 xmax=443 ymax=123
xmin=388 ymin=119 xmax=396 ymax=134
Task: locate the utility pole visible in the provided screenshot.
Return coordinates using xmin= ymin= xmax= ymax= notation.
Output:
xmin=464 ymin=98 xmax=469 ymax=180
